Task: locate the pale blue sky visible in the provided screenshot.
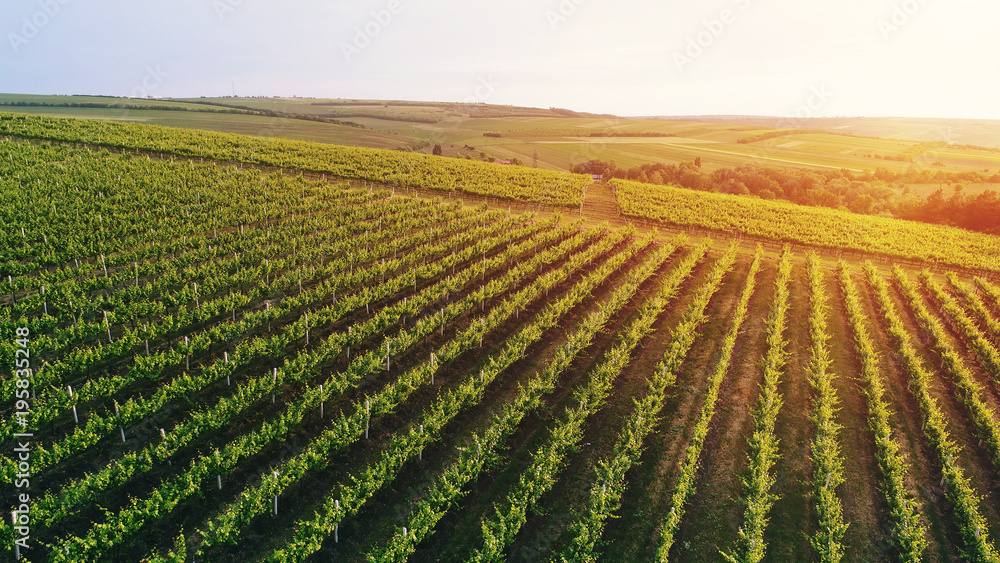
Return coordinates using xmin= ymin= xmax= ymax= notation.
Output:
xmin=3 ymin=0 xmax=999 ymax=119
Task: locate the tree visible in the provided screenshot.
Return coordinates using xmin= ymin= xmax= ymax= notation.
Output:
xmin=848 ymin=193 xmax=875 ymax=214
xmin=432 ymin=144 xmax=443 ymax=156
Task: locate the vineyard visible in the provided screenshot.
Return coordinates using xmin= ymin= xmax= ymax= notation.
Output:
xmin=0 ymin=113 xmax=591 ymax=207
xmin=3 ymin=134 xmax=1000 ymax=563
xmin=612 ymin=179 xmax=1000 ymax=274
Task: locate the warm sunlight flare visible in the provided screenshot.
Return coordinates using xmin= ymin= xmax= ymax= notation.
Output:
xmin=3 ymin=1 xmax=999 ymax=561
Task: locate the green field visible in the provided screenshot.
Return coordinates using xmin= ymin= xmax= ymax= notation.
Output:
xmin=0 ymin=105 xmax=409 ymax=150
xmin=4 ymin=94 xmax=1000 ymax=176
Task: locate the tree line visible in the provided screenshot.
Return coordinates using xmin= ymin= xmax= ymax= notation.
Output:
xmin=573 ymin=159 xmax=1000 ymax=235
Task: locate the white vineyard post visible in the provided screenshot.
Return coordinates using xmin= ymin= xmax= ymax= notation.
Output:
xmin=41 ymin=285 xmax=47 ymax=316
xmin=335 ymin=500 xmax=340 ymax=543
xmin=273 ymin=368 xmax=278 ymax=403
xmin=419 ymin=424 xmax=424 ymax=460
xmin=68 ymin=385 xmax=78 ymax=424
xmin=13 ymin=513 xmax=19 ymax=560
xmin=104 ymin=311 xmax=112 ymax=343
xmin=185 ymin=336 xmax=190 ymax=370
xmin=273 ymin=471 xmax=279 ymax=515
xmin=365 ymin=400 xmax=370 ymax=439
xmin=114 ymin=401 xmax=124 ymax=442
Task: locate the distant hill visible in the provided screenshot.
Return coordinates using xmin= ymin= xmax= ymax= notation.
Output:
xmin=647 ymin=115 xmax=1000 ymax=149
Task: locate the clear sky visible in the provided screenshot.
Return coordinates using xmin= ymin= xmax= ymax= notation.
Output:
xmin=3 ymin=0 xmax=999 ymax=119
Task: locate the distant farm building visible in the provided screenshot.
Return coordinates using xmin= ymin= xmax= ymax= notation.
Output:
xmin=591 ymin=174 xmax=604 ymax=181
xmin=495 ymin=160 xmax=512 ymax=165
